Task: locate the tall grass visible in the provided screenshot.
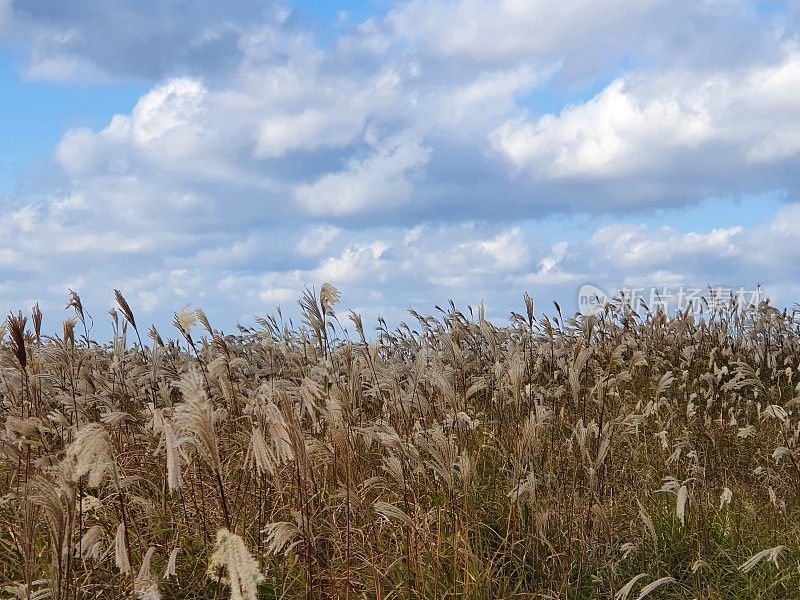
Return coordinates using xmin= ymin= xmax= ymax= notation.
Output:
xmin=1 ymin=288 xmax=799 ymax=598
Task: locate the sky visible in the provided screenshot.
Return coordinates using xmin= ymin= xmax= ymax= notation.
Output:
xmin=1 ymin=0 xmax=800 ymax=338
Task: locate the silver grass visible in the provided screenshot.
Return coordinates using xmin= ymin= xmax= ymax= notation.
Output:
xmin=114 ymin=522 xmax=131 ymax=574
xmin=636 ymin=500 xmax=657 ymax=544
xmin=135 ymin=547 xmax=161 ymax=600
xmin=163 ymin=548 xmax=180 ymax=579
xmin=635 ymin=576 xmax=675 ymax=599
xmin=719 ymin=487 xmax=733 ymax=509
xmin=319 ymin=283 xmax=341 ymax=316
xmin=261 ymin=521 xmax=302 ymax=555
xmin=174 ymin=369 xmax=224 ymax=472
xmin=63 ymin=423 xmax=112 ymax=488
xmin=373 ymin=501 xmax=415 ymax=528
xmin=738 ymin=545 xmax=786 ymax=573
xmin=615 ymin=573 xmax=647 ymax=600
xmin=207 ymin=528 xmax=265 ymax=600
xmin=158 ymin=419 xmax=185 ymax=493
xmin=676 ymin=485 xmax=689 ymax=527
xmin=77 ymin=525 xmax=106 ymax=561
xmin=246 ymin=423 xmax=276 ymax=477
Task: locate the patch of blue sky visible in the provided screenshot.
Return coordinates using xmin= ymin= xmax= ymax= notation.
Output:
xmin=288 ymin=0 xmax=392 ymax=45
xmin=518 ymin=56 xmax=635 ymax=117
xmin=291 ymin=0 xmax=391 ymax=21
xmin=519 ymin=75 xmax=614 ymax=117
xmin=755 ymin=0 xmax=787 ymax=16
xmin=516 ymin=192 xmax=784 ymax=245
xmin=0 ymin=57 xmax=148 ymax=195
xmin=639 ymin=192 xmax=785 ymax=233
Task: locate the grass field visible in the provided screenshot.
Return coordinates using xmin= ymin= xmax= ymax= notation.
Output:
xmin=1 ymin=286 xmax=799 ymax=599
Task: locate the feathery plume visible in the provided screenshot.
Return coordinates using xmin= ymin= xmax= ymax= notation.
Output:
xmin=163 ymin=548 xmax=180 ymax=579
xmin=173 ymin=307 xmax=197 ymax=342
xmin=676 ymin=485 xmax=688 ymax=527
xmin=114 ymin=523 xmax=131 ymax=574
xmin=31 ymin=302 xmax=42 ymax=344
xmin=319 ymin=283 xmax=341 ymax=316
xmin=739 ymin=545 xmax=786 ymax=573
xmin=207 ymin=528 xmax=265 ymax=600
xmin=7 ymin=311 xmax=27 ymax=370
xmin=163 ymin=419 xmax=185 ymax=493
xmin=261 ymin=521 xmax=302 ymax=555
xmin=114 ymin=289 xmax=138 ymax=332
xmin=63 ymin=423 xmax=112 ymax=487
xmin=148 ymin=324 xmax=164 ymax=348
xmin=635 ymin=576 xmax=675 ymax=599
xmin=615 ymin=573 xmax=648 ymax=600
xmin=136 ymin=547 xmax=161 ymax=600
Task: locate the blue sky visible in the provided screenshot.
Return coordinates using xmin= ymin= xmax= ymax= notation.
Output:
xmin=0 ymin=59 xmax=147 ymax=194
xmin=1 ymin=0 xmax=799 ymax=338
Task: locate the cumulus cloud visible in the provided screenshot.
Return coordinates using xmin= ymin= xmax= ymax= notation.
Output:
xmin=296 ymin=225 xmax=341 ymax=257
xmin=56 ymin=78 xmax=214 ymax=176
xmin=380 ymin=0 xmax=664 ymax=62
xmin=40 ymin=0 xmax=800 ymax=229
xmin=295 ymin=137 xmax=432 ymax=216
xmin=3 ymin=0 xmax=800 ymax=334
xmin=492 ymin=48 xmax=800 ymax=185
xmin=469 ymin=227 xmax=531 ymax=271
xmin=588 ymin=224 xmax=743 ymax=269
xmin=255 ymin=109 xmax=365 ymax=158
xmin=312 ymin=242 xmax=389 ymax=283
xmin=491 ymin=78 xmax=713 ymax=178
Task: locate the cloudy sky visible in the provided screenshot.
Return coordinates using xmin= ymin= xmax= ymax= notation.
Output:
xmin=1 ymin=0 xmax=799 ymax=336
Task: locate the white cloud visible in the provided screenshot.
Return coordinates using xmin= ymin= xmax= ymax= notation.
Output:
xmin=128 ymin=78 xmax=208 ymax=149
xmin=514 ymin=242 xmax=582 ymax=286
xmin=56 ymin=78 xmax=209 ymax=177
xmin=437 ymin=64 xmax=553 ymax=130
xmin=44 ymin=2 xmax=800 ymax=228
xmin=473 ymin=227 xmax=530 ymax=271
xmin=622 ymin=271 xmax=687 ymax=288
xmin=294 ymin=137 xmax=432 ymax=216
xmin=255 ymin=109 xmax=364 ymax=158
xmin=312 ymin=242 xmax=389 ymax=283
xmin=56 ymin=128 xmax=103 ymax=175
xmin=296 ymin=225 xmax=341 ymax=257
xmin=379 ymin=0 xmax=664 ymax=62
xmin=258 ymin=287 xmax=296 ymax=305
xmin=492 ymin=78 xmax=713 ymax=177
xmin=0 ymin=247 xmax=21 ymax=267
xmin=492 ymin=48 xmax=800 ymax=180
xmin=588 ymin=224 xmax=743 ymax=269
xmin=388 ymin=224 xmax=537 ymax=291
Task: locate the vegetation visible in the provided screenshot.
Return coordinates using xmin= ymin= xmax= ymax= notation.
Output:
xmin=1 ymin=286 xmax=800 ymax=599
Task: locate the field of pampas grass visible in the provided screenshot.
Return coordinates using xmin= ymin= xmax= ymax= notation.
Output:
xmin=2 ymin=286 xmax=800 ymax=599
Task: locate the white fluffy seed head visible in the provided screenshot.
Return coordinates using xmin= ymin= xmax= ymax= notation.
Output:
xmin=135 ymin=547 xmax=161 ymax=600
xmin=64 ymin=423 xmax=112 ymax=488
xmin=739 ymin=545 xmax=786 ymax=573
xmin=114 ymin=523 xmax=131 ymax=574
xmin=719 ymin=487 xmax=733 ymax=509
xmin=163 ymin=547 xmax=180 ymax=580
xmin=207 ymin=528 xmax=265 ymax=600
xmin=676 ymin=485 xmax=688 ymax=527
